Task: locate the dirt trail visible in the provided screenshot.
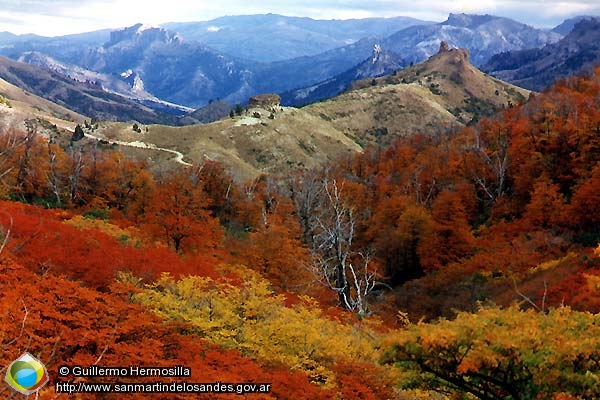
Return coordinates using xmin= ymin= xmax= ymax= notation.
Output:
xmin=84 ymin=132 xmax=192 ymax=166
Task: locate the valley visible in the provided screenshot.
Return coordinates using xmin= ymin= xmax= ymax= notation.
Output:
xmin=51 ymin=42 xmax=528 ymax=180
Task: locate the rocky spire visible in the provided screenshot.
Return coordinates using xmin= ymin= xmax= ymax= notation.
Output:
xmin=439 ymin=41 xmax=450 ymax=53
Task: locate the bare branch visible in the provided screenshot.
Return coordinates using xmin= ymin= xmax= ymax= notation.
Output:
xmin=0 ymin=212 xmax=13 ymax=257
xmin=541 ymin=280 xmax=548 ymax=314
xmin=94 ymin=327 xmax=116 ymax=365
xmin=5 ymin=299 xmax=28 ymax=347
xmin=511 ymin=275 xmax=548 ymax=314
xmin=0 ymin=299 xmax=29 ymax=389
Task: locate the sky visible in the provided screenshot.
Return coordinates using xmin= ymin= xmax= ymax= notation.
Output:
xmin=1 ymin=0 xmax=599 ymax=37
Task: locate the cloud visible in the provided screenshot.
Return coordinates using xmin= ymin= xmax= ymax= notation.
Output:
xmin=486 ymin=0 xmax=600 ymax=26
xmin=1 ymin=0 xmax=108 ymax=17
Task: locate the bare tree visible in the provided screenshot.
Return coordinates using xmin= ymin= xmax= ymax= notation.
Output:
xmin=0 ymin=126 xmax=27 ymax=187
xmin=46 ymin=142 xmax=62 ymax=207
xmin=288 ymin=168 xmax=325 ymax=242
xmin=308 ymin=178 xmax=377 ymax=316
xmin=14 ymin=120 xmax=39 ymax=201
xmin=67 ymin=145 xmax=84 ymax=204
xmin=470 ymin=125 xmax=510 ymax=201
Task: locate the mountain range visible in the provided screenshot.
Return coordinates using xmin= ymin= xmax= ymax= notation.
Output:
xmin=483 ymin=18 xmax=600 ymax=91
xmin=2 ymin=35 xmax=527 ymax=180
xmin=378 ymin=13 xmax=561 ymax=67
xmin=162 ymin=14 xmax=430 ymax=62
xmin=6 ymin=6 xmax=598 ymax=188
xmin=0 ymin=13 xmax=572 ymax=117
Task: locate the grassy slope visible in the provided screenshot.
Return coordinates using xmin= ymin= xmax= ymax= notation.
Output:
xmin=0 ymin=77 xmax=84 ymax=129
xmin=308 ymin=46 xmax=530 ymax=146
xmin=89 ymin=106 xmax=362 ymax=182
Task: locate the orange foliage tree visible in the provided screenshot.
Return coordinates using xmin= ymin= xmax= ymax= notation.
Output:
xmin=241 ymin=178 xmax=313 ymax=291
xmin=144 ymin=168 xmax=223 ymax=253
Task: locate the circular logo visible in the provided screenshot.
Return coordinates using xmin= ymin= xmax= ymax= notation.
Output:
xmin=5 ymin=352 xmax=49 ymax=395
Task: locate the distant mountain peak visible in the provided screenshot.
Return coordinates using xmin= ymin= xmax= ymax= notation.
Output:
xmin=106 ymin=23 xmax=182 ymax=48
xmin=382 ymin=13 xmax=559 ymax=67
xmin=570 ymin=17 xmax=600 ymax=38
xmin=552 ymin=15 xmax=598 ymax=35
xmin=444 ymin=13 xmax=496 ymax=28
xmin=136 ymin=23 xmax=161 ymax=33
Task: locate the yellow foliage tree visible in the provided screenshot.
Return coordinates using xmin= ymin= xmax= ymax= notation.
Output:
xmin=128 ymin=266 xmax=380 ymax=387
xmin=383 ymin=305 xmax=600 ymax=399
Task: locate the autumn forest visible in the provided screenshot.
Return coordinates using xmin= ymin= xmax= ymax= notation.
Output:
xmin=2 ymin=69 xmax=600 ymax=399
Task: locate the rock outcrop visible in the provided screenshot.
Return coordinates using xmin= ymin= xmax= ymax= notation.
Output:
xmin=248 ymin=94 xmax=281 ymax=109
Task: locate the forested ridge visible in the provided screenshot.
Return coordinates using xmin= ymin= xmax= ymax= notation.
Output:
xmin=2 ymin=68 xmax=600 ymax=399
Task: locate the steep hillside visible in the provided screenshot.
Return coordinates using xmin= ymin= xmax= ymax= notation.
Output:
xmin=483 ymin=18 xmax=600 ymax=91
xmin=0 ymin=75 xmax=83 ymax=132
xmin=17 ymin=51 xmax=156 ymax=101
xmin=0 ymin=56 xmax=178 ymax=124
xmin=16 ymin=51 xmax=192 ymax=117
xmin=306 ymin=42 xmax=529 ymax=146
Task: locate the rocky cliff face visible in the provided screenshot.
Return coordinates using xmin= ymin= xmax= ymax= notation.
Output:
xmin=75 ymin=25 xmax=256 ymax=108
